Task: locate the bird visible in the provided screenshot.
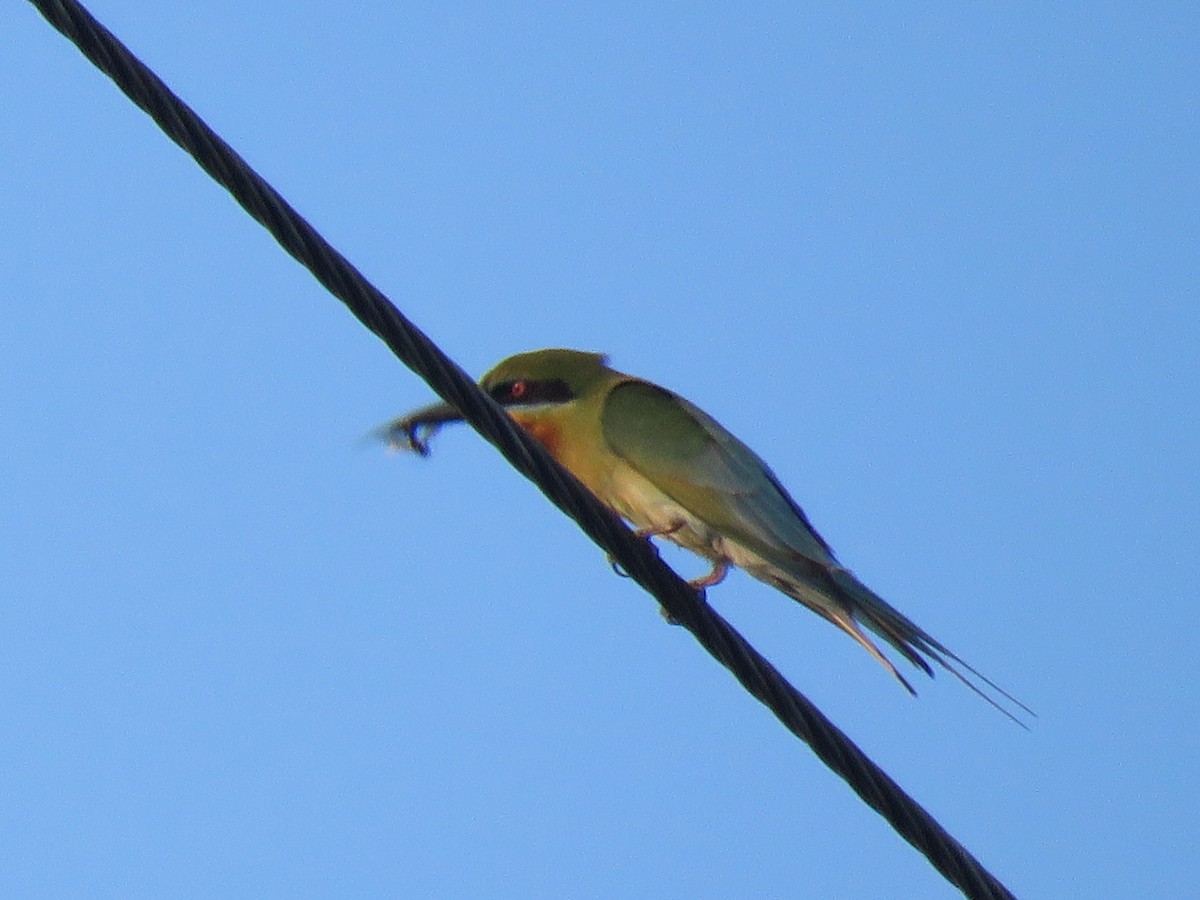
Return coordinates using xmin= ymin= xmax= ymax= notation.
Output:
xmin=378 ymin=348 xmax=1031 ymax=723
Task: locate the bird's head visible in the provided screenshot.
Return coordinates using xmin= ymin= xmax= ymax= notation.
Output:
xmin=377 ymin=348 xmax=613 ymax=455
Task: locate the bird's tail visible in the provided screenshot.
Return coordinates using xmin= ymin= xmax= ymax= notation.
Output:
xmin=779 ymin=565 xmax=1035 ymax=726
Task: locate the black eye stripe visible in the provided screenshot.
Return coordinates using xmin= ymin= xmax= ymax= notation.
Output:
xmin=489 ymin=379 xmax=574 ymax=406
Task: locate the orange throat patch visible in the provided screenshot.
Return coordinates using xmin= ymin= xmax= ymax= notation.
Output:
xmin=511 ymin=414 xmax=562 ymax=461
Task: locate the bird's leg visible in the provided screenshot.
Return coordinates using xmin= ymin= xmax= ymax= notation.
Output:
xmin=634 ymin=520 xmax=685 ymax=540
xmin=636 ymin=522 xmax=728 ymax=591
xmin=654 ymin=562 xmax=728 ymax=626
xmin=608 ymin=520 xmax=685 ymax=578
xmin=607 ymin=520 xmax=720 ymax=624
xmin=688 ymin=560 xmax=729 ymax=591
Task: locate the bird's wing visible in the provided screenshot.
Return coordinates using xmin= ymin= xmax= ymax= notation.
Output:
xmin=601 ymin=380 xmax=836 ymax=568
xmin=603 ymin=382 xmax=1035 ymax=723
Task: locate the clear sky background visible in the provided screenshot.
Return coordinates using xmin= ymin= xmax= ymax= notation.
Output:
xmin=4 ymin=3 xmax=1197 ymax=897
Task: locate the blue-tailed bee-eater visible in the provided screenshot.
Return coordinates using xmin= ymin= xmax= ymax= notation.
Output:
xmin=380 ymin=349 xmax=1030 ymax=723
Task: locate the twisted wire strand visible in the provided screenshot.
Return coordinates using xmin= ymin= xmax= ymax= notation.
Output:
xmin=27 ymin=2 xmax=1016 ymax=897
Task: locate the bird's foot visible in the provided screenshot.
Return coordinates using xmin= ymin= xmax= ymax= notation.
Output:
xmin=608 ymin=520 xmax=684 ymax=578
xmin=634 ymin=520 xmax=685 ymax=540
xmin=688 ymin=561 xmax=729 ymax=592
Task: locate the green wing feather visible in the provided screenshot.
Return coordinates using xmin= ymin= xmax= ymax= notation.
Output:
xmin=601 ymin=380 xmax=836 ymax=570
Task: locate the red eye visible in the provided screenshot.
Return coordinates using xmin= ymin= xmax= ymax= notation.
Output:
xmin=510 ymin=381 xmax=528 ymax=399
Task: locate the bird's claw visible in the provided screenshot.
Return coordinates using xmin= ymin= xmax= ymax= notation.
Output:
xmin=609 ymin=521 xmax=677 ymax=577
xmin=634 ymin=521 xmax=685 ymax=540
xmin=688 ymin=561 xmax=729 ymax=591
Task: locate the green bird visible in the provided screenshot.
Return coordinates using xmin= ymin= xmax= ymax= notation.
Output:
xmin=380 ymin=348 xmax=1030 ymax=722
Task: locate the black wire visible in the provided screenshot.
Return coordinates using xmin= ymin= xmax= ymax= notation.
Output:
xmin=26 ymin=2 xmax=1017 ymax=897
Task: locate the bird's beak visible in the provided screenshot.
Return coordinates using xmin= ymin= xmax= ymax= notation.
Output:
xmin=374 ymin=400 xmax=464 ymax=457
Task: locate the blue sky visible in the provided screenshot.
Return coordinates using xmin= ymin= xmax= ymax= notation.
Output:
xmin=4 ymin=3 xmax=1197 ymax=897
